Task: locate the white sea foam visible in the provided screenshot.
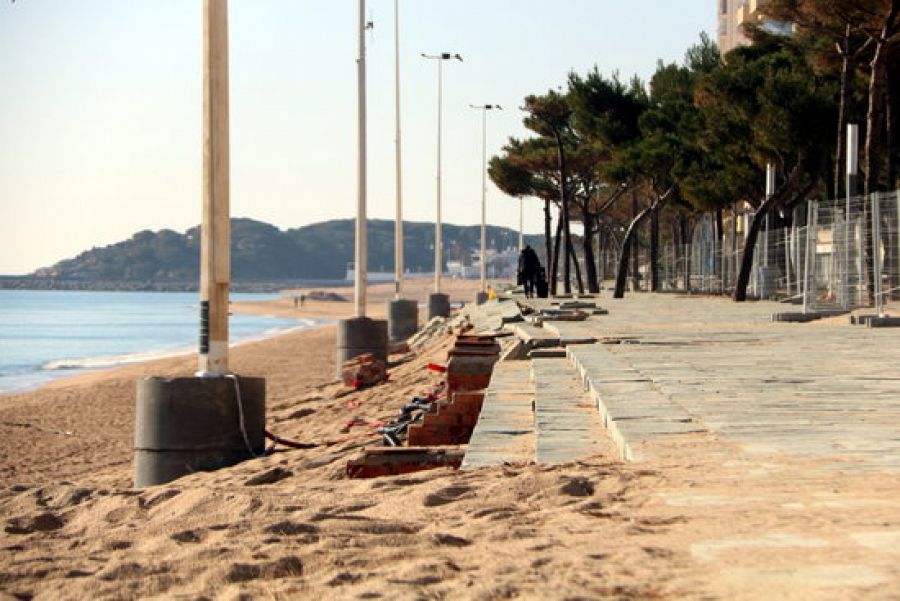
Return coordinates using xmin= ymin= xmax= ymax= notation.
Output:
xmin=42 ymin=347 xmax=194 ymax=371
xmin=39 ymin=319 xmax=323 ymax=372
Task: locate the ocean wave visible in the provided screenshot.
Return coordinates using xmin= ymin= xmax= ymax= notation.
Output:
xmin=42 ymin=347 xmax=194 ymax=371
xmin=40 ymin=319 xmax=323 ymax=372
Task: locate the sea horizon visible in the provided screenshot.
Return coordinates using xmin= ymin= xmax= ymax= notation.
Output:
xmin=0 ymin=289 xmax=318 ymax=395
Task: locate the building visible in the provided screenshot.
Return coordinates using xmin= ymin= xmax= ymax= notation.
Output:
xmin=718 ymin=0 xmax=793 ymax=54
xmin=717 ymin=0 xmax=751 ymax=54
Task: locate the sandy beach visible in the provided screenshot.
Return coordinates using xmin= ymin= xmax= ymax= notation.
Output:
xmin=2 ymin=282 xmax=900 ymax=600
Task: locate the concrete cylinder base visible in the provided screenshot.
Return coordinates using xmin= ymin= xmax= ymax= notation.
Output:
xmin=428 ymin=293 xmax=451 ymax=320
xmin=475 ymin=291 xmax=489 ymax=305
xmin=134 ymin=375 xmax=266 ymax=487
xmin=336 ymin=317 xmax=388 ymax=376
xmin=387 ymin=299 xmax=418 ymax=342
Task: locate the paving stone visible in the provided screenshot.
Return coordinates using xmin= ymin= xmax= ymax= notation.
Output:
xmin=461 ymin=361 xmax=534 ymax=469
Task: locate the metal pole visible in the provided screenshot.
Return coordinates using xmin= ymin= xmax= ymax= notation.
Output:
xmin=803 ymin=200 xmax=817 ymax=314
xmin=421 ymin=53 xmax=460 ymax=294
xmin=872 ymin=192 xmax=883 ymax=316
xmin=784 ymin=217 xmax=791 ymax=297
xmin=393 ymin=0 xmax=403 ymax=299
xmin=845 ymin=123 xmax=858 ymax=310
xmin=199 ymin=0 xmax=230 ymax=376
xmin=435 ymin=59 xmax=442 ymax=293
xmin=469 ymin=104 xmax=501 ymax=292
xmin=354 ymin=0 xmax=367 ymax=318
xmin=480 ymin=107 xmax=487 ymax=291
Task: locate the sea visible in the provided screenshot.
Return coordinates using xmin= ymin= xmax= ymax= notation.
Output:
xmin=0 ymin=290 xmax=316 ymax=394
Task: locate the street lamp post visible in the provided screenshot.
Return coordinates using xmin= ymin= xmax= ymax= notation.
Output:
xmin=469 ymin=103 xmax=502 ymax=304
xmin=422 ymin=52 xmax=462 ymax=319
xmin=393 ymin=0 xmax=403 ymax=299
xmin=336 ymin=0 xmax=387 ymax=374
xmin=134 ymin=0 xmax=266 ymax=487
xmin=386 ymin=0 xmax=418 ymax=342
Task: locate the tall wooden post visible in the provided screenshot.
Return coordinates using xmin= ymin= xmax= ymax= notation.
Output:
xmin=199 ymin=0 xmax=230 ymax=375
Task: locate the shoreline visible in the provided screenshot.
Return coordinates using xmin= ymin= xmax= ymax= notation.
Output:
xmin=0 ymin=279 xmax=492 ymax=399
xmin=0 ymin=312 xmax=324 ymax=399
xmin=0 ymin=278 xmax=487 ymax=488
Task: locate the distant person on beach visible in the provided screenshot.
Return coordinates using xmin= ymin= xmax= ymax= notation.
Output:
xmin=518 ymin=245 xmax=541 ymax=298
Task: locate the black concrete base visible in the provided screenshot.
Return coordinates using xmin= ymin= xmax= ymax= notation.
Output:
xmin=869 ymin=316 xmax=900 ymax=328
xmin=475 ymin=291 xmax=489 ymax=305
xmin=387 ymin=299 xmax=418 ymax=342
xmin=427 ymin=293 xmax=451 ymax=319
xmin=336 ymin=317 xmax=388 ymax=376
xmin=851 ymin=314 xmax=900 ymax=328
xmin=771 ymin=312 xmax=821 ymax=323
xmin=134 ymin=375 xmax=266 ymax=487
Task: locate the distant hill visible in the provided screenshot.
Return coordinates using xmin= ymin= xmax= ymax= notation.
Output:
xmin=16 ymin=218 xmax=540 ymax=289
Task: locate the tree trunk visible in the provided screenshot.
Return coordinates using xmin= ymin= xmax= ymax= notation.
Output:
xmin=886 ymin=73 xmax=900 ymax=300
xmin=864 ymin=1 xmax=899 ymax=197
xmin=614 ymin=206 xmax=653 ymax=299
xmin=614 ymin=188 xmax=673 ymax=298
xmin=554 ymin=131 xmax=572 ymax=294
xmin=543 ymin=199 xmax=553 ymax=282
xmin=888 ymin=66 xmax=897 ymax=189
xmin=835 ymin=34 xmax=853 ymax=199
xmin=550 ymin=211 xmax=563 ymax=296
xmin=596 ymin=224 xmax=606 ymax=287
xmin=630 ymin=189 xmax=639 ymax=292
xmin=733 ymin=205 xmax=769 ymax=302
xmin=862 ymin=2 xmax=899 ymax=304
xmin=650 ymin=205 xmax=659 ymax=292
xmin=865 ymin=44 xmax=889 ymax=301
xmin=568 ymin=234 xmax=584 ymax=294
xmin=733 ymin=166 xmax=814 ymax=301
xmin=583 ymin=211 xmax=599 ymax=293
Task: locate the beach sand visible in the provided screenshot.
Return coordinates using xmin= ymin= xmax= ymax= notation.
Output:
xmin=2 ymin=282 xmax=900 ymax=599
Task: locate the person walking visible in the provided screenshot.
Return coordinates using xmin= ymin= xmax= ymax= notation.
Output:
xmin=518 ymin=244 xmax=541 ymax=298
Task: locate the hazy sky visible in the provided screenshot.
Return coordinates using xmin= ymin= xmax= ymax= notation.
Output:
xmin=0 ymin=1 xmax=712 ymax=275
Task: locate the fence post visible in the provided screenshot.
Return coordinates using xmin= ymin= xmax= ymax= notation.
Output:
xmin=844 ymin=124 xmax=858 ymax=310
xmin=784 ymin=221 xmax=790 ymax=298
xmin=872 ymin=192 xmax=883 ymax=316
xmin=803 ymin=200 xmax=817 ymax=314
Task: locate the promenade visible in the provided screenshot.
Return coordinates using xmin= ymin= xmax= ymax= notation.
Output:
xmin=466 ymin=292 xmax=900 ymax=599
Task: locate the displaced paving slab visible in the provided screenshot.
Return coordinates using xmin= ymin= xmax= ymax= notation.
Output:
xmin=531 ymin=357 xmax=608 ymax=464
xmin=461 ymin=361 xmax=534 ymax=469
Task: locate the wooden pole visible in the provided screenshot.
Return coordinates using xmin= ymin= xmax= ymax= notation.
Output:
xmin=199 ymin=0 xmax=230 ymax=375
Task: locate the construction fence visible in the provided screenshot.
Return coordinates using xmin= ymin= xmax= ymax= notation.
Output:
xmin=593 ymin=189 xmax=900 ymax=311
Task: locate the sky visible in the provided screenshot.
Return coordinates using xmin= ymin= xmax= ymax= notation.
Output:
xmin=0 ymin=0 xmax=713 ymax=275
